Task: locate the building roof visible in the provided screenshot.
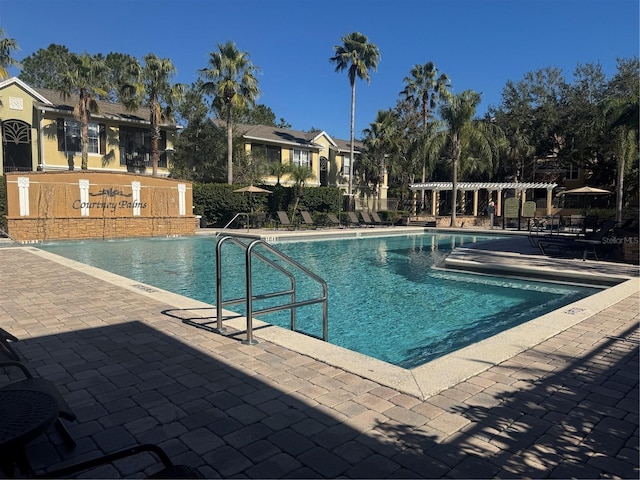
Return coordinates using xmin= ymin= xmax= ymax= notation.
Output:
xmin=213 ymin=119 xmax=363 ymax=154
xmin=410 ymin=182 xmax=558 ymax=191
xmin=22 ymin=85 xmax=177 ymax=129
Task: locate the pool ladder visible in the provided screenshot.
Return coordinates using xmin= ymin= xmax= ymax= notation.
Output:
xmin=215 ymin=235 xmax=328 ymax=345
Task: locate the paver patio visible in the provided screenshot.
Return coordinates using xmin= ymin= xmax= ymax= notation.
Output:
xmin=0 ymin=238 xmax=637 ymax=479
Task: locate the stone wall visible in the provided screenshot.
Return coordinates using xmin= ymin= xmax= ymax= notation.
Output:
xmin=4 ymin=171 xmax=194 ymax=242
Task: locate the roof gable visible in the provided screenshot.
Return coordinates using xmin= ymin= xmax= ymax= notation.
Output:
xmin=0 ymin=77 xmax=51 ymax=104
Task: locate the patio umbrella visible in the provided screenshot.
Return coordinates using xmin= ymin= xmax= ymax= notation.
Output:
xmin=233 ymin=185 xmax=272 ymax=194
xmin=557 ymin=186 xmax=612 ymax=215
xmin=233 ymin=185 xmax=271 ymax=215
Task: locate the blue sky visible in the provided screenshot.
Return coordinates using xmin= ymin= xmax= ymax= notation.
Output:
xmin=1 ymin=0 xmax=637 ymax=140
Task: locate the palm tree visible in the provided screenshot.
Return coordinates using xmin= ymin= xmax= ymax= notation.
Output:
xmin=132 ymin=54 xmax=184 ymax=177
xmin=58 ymin=53 xmax=110 ymax=170
xmin=401 ymin=62 xmax=451 ymax=209
xmin=0 ymin=28 xmax=19 ymax=79
xmin=289 ymin=165 xmax=316 ymax=216
xmin=330 ymin=32 xmax=380 ymax=199
xmin=427 ymin=90 xmax=504 ymax=226
xmin=363 ymin=109 xmax=399 ymax=210
xmin=270 ymin=162 xmax=293 ymax=186
xmin=606 ymin=99 xmax=639 ymax=223
xmin=200 ymin=41 xmax=261 ymax=184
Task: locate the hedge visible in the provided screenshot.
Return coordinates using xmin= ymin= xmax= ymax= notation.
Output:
xmin=193 ymin=183 xmax=342 ymax=226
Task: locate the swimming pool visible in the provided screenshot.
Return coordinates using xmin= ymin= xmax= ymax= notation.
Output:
xmin=37 ymin=233 xmax=598 ymax=368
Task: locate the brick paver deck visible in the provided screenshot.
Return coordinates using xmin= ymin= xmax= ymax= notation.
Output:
xmin=0 ymin=244 xmax=637 ymax=479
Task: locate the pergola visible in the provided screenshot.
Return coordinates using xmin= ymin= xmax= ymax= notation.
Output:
xmin=409 ymin=182 xmax=558 ymax=217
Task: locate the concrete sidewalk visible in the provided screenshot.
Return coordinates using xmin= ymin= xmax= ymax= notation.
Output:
xmin=0 ymin=244 xmax=637 ymax=478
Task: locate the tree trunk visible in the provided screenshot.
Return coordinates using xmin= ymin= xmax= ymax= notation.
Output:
xmin=150 ymin=98 xmax=159 ymax=177
xmin=80 ymin=93 xmax=89 ymax=170
xmin=226 ymin=104 xmax=233 ymax=185
xmin=450 ymin=136 xmax=460 ymax=227
xmin=616 ymin=154 xmax=624 ymax=223
xmin=348 ymin=80 xmax=356 ymax=198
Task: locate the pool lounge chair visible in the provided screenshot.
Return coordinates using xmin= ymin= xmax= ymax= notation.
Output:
xmin=538 ymin=219 xmax=618 ymax=260
xmin=36 ymin=444 xmax=204 ymax=479
xmin=346 ymin=211 xmax=362 ymax=227
xmin=276 ymin=211 xmax=296 ymax=230
xmin=371 ymin=211 xmax=393 ymax=226
xmin=325 ymin=213 xmax=343 ymax=228
xmin=300 ymin=211 xmax=318 ymax=229
xmin=359 ymin=211 xmax=377 ymax=227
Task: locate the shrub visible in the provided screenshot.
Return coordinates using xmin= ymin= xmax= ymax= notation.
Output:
xmin=192 ymin=183 xmax=342 ymax=227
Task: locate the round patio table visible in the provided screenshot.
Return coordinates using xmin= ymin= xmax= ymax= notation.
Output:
xmin=0 ymin=388 xmax=59 ymax=475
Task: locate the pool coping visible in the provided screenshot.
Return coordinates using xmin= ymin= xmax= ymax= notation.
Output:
xmin=19 ymin=234 xmax=639 ymax=400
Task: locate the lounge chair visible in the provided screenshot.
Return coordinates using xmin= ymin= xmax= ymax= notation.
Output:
xmin=325 ymin=213 xmax=342 ymax=228
xmin=359 ymin=211 xmax=377 ymax=227
xmin=0 ymin=330 xmax=77 ymax=446
xmin=0 ymin=365 xmax=77 ymax=449
xmin=35 ymin=443 xmax=204 ymax=478
xmin=346 ymin=211 xmax=362 ymax=227
xmin=300 ymin=211 xmax=318 ymax=229
xmin=276 ymin=211 xmax=296 ymax=230
xmin=371 ymin=211 xmax=393 ymax=226
xmin=0 ymin=326 xmax=20 ymax=361
xmin=538 ymin=219 xmax=618 ymax=260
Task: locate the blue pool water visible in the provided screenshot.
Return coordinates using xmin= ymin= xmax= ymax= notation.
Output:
xmin=38 ymin=234 xmax=597 ymax=368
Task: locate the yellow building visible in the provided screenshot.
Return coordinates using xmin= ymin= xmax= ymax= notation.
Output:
xmin=226 ymin=122 xmax=389 ymax=208
xmin=0 ymin=77 xmax=178 ymax=176
xmin=0 ymin=76 xmax=388 ymax=209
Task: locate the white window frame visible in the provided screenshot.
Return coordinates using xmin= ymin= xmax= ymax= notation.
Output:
xmin=292 ymin=149 xmax=310 ymax=168
xmin=342 ymin=155 xmax=351 ymax=176
xmin=63 ymin=119 xmax=99 ymax=154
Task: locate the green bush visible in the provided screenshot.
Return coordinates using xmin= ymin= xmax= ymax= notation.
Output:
xmin=192 ymin=183 xmax=343 ymax=227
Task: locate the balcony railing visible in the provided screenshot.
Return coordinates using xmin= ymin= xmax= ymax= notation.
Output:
xmin=3 ymin=166 xmax=32 ymax=173
xmin=120 ymin=152 xmax=168 ymax=172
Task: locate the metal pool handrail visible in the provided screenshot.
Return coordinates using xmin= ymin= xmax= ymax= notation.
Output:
xmin=216 ymin=213 xmax=250 ymax=236
xmin=216 ymin=236 xmax=328 ymax=345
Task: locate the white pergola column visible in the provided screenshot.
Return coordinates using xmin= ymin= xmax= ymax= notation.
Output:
xmin=496 ymin=189 xmax=503 ymax=216
xmin=472 ymin=190 xmax=479 ymax=217
xmin=546 ymin=188 xmax=554 ymax=215
xmin=431 ymin=190 xmax=437 ymax=216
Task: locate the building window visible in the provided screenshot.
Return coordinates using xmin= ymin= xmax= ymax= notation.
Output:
xmin=292 ymin=149 xmax=310 ymax=168
xmin=251 ymin=144 xmax=281 ymax=162
xmin=567 ymin=164 xmax=579 ymax=180
xmin=342 ymin=155 xmax=351 ymax=175
xmin=57 ymin=119 xmax=102 ymax=154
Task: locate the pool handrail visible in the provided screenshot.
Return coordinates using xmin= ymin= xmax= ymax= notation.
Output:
xmin=216 ymin=213 xmax=250 ymax=236
xmin=216 ymin=236 xmax=329 ymax=345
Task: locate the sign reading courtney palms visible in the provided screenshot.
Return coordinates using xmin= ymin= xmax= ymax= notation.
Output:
xmin=74 ymin=180 xmax=149 ymax=216
xmin=5 ymin=172 xmax=193 ymax=242
xmin=72 ymin=186 xmax=147 ymax=213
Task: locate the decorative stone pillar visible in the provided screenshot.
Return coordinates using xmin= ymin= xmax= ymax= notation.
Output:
xmin=178 ymin=183 xmax=186 ymax=216
xmin=132 ymin=181 xmax=141 ymax=216
xmin=79 ymin=179 xmax=90 ymax=217
xmin=18 ymin=177 xmax=30 ymax=217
